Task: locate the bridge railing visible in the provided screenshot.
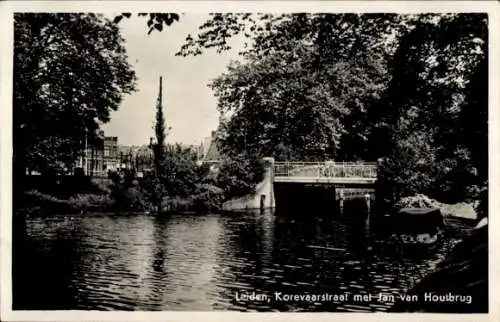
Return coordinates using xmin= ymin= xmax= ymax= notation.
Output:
xmin=274 ymin=162 xmax=378 ymax=178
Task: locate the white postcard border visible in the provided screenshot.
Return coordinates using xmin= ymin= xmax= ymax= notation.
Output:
xmin=1 ymin=1 xmax=498 ymax=321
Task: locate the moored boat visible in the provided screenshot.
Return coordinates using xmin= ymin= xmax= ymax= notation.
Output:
xmin=390 ymin=208 xmax=444 ymax=246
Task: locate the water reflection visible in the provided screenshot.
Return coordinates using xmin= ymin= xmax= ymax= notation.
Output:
xmin=160 ymin=215 xmax=223 ymax=310
xmin=13 ymin=216 xmax=82 ymax=310
xmin=14 ymin=208 xmax=463 ymax=311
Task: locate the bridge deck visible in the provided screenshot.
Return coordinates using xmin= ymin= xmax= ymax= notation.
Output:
xmin=273 ymin=161 xmax=377 ymax=185
xmin=273 ymin=176 xmax=376 ymax=185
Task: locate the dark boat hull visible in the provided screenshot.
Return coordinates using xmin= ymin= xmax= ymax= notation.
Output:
xmin=375 ymin=208 xmax=444 ymax=255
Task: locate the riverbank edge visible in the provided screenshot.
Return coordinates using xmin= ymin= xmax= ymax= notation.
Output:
xmin=383 ymin=192 xmax=487 ymax=313
xmin=14 ymin=189 xmax=226 ymax=218
xmin=387 ymin=221 xmax=488 ymax=313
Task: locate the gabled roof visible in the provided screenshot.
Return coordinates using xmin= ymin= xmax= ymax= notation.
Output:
xmin=204 ymin=139 xmax=221 ymax=161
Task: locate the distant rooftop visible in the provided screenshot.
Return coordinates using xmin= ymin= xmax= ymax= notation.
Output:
xmin=204 ymin=137 xmax=221 ymax=161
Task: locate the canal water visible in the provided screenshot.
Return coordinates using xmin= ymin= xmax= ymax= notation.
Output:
xmin=13 ymin=206 xmax=464 ymax=312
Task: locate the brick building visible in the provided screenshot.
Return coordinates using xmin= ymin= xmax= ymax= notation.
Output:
xmin=76 ymin=130 xmax=120 ymax=177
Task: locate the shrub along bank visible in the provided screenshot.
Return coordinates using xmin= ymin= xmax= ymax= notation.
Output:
xmin=15 ymin=156 xmax=265 ymax=216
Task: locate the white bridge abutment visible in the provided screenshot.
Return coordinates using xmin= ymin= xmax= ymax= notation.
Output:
xmin=222 ymin=157 xmax=276 ymax=211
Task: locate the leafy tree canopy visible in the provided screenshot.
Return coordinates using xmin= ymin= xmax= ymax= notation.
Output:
xmin=14 ymin=13 xmax=137 ymax=176
xmin=176 ymin=12 xmax=487 ymax=202
xmin=114 ymin=13 xmax=181 ymax=34
xmin=203 ymin=14 xmax=408 ymax=161
xmin=373 ymin=13 xmax=487 ymax=202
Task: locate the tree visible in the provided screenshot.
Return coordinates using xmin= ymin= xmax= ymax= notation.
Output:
xmin=129 ymin=12 xmax=488 ymax=204
xmin=14 ymin=13 xmax=137 ymax=179
xmin=208 ymin=14 xmax=405 ymax=161
xmin=109 ymin=168 xmax=149 ymax=211
xmin=163 ymin=144 xmax=201 ymax=197
xmin=152 ymin=77 xmax=167 ymax=177
xmin=459 ymin=57 xmax=488 ymax=184
xmin=146 ymin=76 xmax=168 ymax=211
xmin=375 ymin=13 xmax=488 ymax=202
xmin=114 ymin=13 xmax=181 ymax=34
xmin=214 ymin=156 xmax=265 ymax=199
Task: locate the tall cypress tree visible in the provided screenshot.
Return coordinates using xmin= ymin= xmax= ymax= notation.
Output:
xmin=152 ymin=76 xmax=166 ymax=177
xmin=147 ymin=76 xmax=168 ymax=212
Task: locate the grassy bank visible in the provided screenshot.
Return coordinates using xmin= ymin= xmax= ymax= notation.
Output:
xmin=16 ymin=187 xmax=226 ymax=217
xmin=17 ymin=190 xmax=113 ymax=216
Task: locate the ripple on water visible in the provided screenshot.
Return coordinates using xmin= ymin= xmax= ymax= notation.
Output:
xmin=15 ymin=212 xmax=466 ymax=311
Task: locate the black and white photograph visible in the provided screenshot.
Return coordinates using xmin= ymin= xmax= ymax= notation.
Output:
xmin=0 ymin=0 xmax=497 ymax=320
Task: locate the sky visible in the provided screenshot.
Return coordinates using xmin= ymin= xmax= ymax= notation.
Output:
xmin=102 ymin=14 xmax=243 ymax=147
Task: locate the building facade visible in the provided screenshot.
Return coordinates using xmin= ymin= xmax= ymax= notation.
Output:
xmin=76 ymin=130 xmax=120 ymax=177
xmin=104 ymin=136 xmax=120 ymax=173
